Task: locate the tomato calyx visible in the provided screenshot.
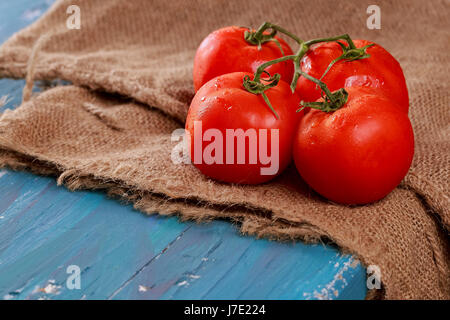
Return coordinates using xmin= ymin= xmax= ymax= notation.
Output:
xmin=243 ymin=71 xmax=281 ymax=119
xmin=295 ymin=69 xmax=349 ymax=112
xmin=298 ymin=88 xmax=348 ymax=113
xmin=244 ymin=22 xmax=303 ymax=54
xmin=244 ymin=28 xmax=284 ymax=55
xmin=318 ymin=42 xmax=375 ymax=82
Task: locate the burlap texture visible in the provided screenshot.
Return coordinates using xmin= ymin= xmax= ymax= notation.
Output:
xmin=0 ymin=0 xmax=448 ymax=299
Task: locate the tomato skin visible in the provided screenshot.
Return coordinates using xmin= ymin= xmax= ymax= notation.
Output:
xmin=186 ymin=72 xmax=302 ymax=184
xmin=297 ymin=40 xmax=409 ymax=113
xmin=193 ymin=26 xmax=294 ymax=92
xmin=293 ymin=87 xmax=414 ymax=205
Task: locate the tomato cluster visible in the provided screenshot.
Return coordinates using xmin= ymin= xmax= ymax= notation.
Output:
xmin=186 ymin=24 xmax=414 ymax=205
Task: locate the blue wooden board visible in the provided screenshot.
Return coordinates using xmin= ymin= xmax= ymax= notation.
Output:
xmin=0 ymin=0 xmax=366 ymax=300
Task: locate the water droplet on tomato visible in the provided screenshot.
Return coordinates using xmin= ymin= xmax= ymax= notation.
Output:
xmin=311 ymin=120 xmax=319 ymax=128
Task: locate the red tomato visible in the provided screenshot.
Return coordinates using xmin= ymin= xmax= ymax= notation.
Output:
xmin=186 ymin=72 xmax=302 ymax=184
xmin=297 ymin=40 xmax=409 ymax=113
xmin=293 ymin=87 xmax=414 ymax=205
xmin=193 ymin=26 xmax=294 ymax=92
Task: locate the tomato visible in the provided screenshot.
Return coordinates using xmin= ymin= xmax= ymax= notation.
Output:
xmin=186 ymin=72 xmax=301 ymax=184
xmin=193 ymin=26 xmax=294 ymax=92
xmin=297 ymin=40 xmax=409 ymax=113
xmin=293 ymin=87 xmax=414 ymax=205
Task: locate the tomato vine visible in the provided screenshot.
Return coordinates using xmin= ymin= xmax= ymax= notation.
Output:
xmin=242 ymin=22 xmax=373 ymax=115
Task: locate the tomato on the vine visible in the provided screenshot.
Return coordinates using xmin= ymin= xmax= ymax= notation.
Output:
xmin=186 ymin=72 xmax=302 ymax=184
xmin=293 ymin=87 xmax=414 ymax=205
xmin=193 ymin=26 xmax=294 ymax=92
xmin=297 ymin=40 xmax=409 ymax=113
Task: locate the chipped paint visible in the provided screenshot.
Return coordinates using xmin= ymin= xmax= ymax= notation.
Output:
xmin=303 ymin=257 xmax=361 ymax=300
xmin=0 ymin=96 xmax=9 ymax=108
xmin=313 ymin=258 xmax=360 ymax=300
xmin=31 ymin=280 xmax=62 ymax=296
xmin=21 ymin=9 xmax=42 ymax=21
xmin=177 ymin=280 xmax=188 ymax=287
xmin=138 ymin=285 xmax=148 ymax=292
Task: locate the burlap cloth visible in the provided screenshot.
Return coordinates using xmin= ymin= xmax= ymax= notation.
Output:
xmin=0 ymin=0 xmax=448 ymax=299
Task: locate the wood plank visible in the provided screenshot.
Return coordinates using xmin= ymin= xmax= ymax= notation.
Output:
xmin=0 ymin=170 xmax=190 ymax=300
xmin=0 ymin=169 xmax=366 ymax=300
xmin=110 ymin=221 xmax=366 ymax=300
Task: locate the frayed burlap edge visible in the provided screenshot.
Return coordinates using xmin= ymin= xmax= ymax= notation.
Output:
xmin=0 ymin=56 xmax=192 ymax=123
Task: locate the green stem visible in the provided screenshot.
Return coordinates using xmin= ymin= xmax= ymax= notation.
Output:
xmin=305 ymin=34 xmax=356 ymax=49
xmin=243 ymin=25 xmax=366 ymax=115
xmin=297 ymin=70 xmax=336 ymax=102
xmin=250 ymin=22 xmax=303 ymax=45
xmin=289 ymin=42 xmax=309 ymax=92
xmin=246 ymin=41 xmax=344 ymax=114
xmin=251 ymin=41 xmax=338 ymax=105
xmin=253 ymin=55 xmax=297 ymax=82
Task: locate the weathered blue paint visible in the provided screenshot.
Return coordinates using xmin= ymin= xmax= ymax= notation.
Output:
xmin=0 ymin=0 xmax=366 ymax=300
xmin=0 ymin=171 xmax=190 ymax=300
xmin=0 ymin=0 xmax=50 ymax=42
xmin=110 ymin=221 xmax=365 ymax=300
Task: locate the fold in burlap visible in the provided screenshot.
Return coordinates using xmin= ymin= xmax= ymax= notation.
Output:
xmin=0 ymin=0 xmax=448 ymax=299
